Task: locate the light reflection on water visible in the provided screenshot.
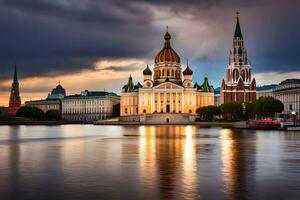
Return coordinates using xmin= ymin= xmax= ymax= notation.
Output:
xmin=0 ymin=125 xmax=300 ymax=200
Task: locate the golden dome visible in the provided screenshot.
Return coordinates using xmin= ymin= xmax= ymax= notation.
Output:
xmin=154 ymin=31 xmax=181 ymax=64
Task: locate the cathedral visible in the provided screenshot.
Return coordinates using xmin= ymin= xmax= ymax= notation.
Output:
xmin=8 ymin=65 xmax=21 ymax=115
xmin=120 ymin=30 xmax=215 ymax=123
xmin=221 ymin=12 xmax=256 ymax=104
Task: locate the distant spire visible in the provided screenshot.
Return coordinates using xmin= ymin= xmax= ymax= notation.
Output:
xmin=13 ymin=64 xmax=18 ymax=82
xmin=187 ymin=59 xmax=189 ymax=66
xmin=234 ymin=11 xmax=243 ymax=38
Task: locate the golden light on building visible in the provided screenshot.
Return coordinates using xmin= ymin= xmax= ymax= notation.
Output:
xmin=120 ymin=30 xmax=215 ymax=123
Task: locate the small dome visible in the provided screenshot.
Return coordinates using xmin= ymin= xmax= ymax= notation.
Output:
xmin=183 ymin=65 xmax=193 ymax=75
xmin=143 ymin=65 xmax=152 ymax=75
xmin=51 ymin=84 xmax=66 ymax=96
xmin=154 ymin=31 xmax=181 ymax=64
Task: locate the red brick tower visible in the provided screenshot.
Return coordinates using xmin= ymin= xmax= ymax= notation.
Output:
xmin=221 ymin=12 xmax=256 ymax=104
xmin=8 ymin=65 xmax=21 ymax=115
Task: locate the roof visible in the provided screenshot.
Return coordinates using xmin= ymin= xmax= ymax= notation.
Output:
xmin=194 ymin=82 xmax=202 ymax=90
xmin=234 ymin=12 xmax=243 ymax=38
xmin=256 ymin=84 xmax=278 ymax=91
xmin=279 ymin=79 xmax=300 ymax=85
xmin=201 ymin=77 xmax=214 ymax=92
xmin=143 ymin=65 xmax=152 ymax=75
xmin=183 ymin=65 xmax=193 ymax=75
xmin=122 ymin=75 xmax=136 ymax=92
xmin=154 ymin=31 xmax=181 ymax=64
xmin=25 ymin=99 xmax=60 ymax=105
xmin=134 ymin=82 xmax=143 ymax=89
xmin=13 ymin=64 xmax=18 ymax=82
xmin=63 ymin=90 xmax=114 ymax=99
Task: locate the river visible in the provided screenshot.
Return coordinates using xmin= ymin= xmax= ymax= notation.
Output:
xmin=0 ymin=125 xmax=299 ymax=199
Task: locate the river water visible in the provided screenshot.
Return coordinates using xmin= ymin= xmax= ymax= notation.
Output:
xmin=0 ymin=125 xmax=299 ymax=200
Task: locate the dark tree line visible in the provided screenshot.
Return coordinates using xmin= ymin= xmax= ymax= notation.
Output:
xmin=16 ymin=107 xmax=61 ymax=121
xmin=197 ymin=96 xmax=284 ymax=121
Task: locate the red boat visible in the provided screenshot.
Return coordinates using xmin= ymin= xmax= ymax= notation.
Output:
xmin=249 ymin=118 xmax=281 ymax=130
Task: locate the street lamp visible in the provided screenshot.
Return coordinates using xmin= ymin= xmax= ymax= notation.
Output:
xmin=291 ymin=111 xmax=296 ymax=127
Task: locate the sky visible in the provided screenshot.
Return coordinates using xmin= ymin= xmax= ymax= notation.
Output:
xmin=0 ymin=0 xmax=300 ymax=106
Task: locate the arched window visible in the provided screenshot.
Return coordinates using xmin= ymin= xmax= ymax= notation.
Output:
xmin=171 ymin=70 xmax=174 ymax=77
xmin=136 ymin=107 xmax=138 ymax=114
xmin=241 ymin=70 xmax=245 ymax=81
xmin=167 ymin=70 xmax=170 ymax=76
xmin=244 ymin=69 xmax=248 ymax=81
xmin=233 ymin=69 xmax=239 ymax=82
xmin=125 ymin=108 xmax=128 ymax=114
xmin=143 ymin=109 xmax=146 ymax=113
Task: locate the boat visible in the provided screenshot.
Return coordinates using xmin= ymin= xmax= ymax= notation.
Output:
xmin=249 ymin=118 xmax=281 ymax=130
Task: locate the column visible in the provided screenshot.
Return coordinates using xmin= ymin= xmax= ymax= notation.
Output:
xmin=158 ymin=93 xmax=161 ymax=112
xmin=181 ymin=92 xmax=184 ymax=113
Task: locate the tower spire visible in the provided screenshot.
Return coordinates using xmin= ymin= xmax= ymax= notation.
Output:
xmin=234 ymin=11 xmax=243 ymax=38
xmin=13 ymin=64 xmax=18 ymax=82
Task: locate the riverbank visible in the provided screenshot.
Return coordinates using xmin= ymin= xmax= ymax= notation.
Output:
xmin=94 ymin=120 xmax=235 ymax=127
xmin=0 ymin=115 xmax=94 ymax=125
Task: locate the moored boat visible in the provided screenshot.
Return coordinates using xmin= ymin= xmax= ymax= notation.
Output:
xmin=249 ymin=118 xmax=281 ymax=130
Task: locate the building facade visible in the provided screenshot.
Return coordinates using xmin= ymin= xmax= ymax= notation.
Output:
xmin=121 ymin=30 xmax=214 ymax=123
xmin=221 ymin=12 xmax=256 ymax=104
xmin=274 ymin=79 xmax=300 ymax=117
xmin=61 ymin=91 xmax=120 ymax=122
xmin=8 ymin=65 xmax=21 ymax=115
xmin=25 ymin=99 xmax=61 ymax=113
xmin=25 ymin=84 xmax=66 ymax=113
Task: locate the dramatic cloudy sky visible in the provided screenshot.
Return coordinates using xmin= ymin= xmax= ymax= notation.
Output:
xmin=0 ymin=0 xmax=299 ymax=105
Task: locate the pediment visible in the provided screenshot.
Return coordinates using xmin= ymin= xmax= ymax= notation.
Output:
xmin=153 ymin=82 xmax=183 ymax=90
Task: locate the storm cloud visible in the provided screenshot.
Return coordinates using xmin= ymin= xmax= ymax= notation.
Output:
xmin=0 ymin=0 xmax=299 ymax=87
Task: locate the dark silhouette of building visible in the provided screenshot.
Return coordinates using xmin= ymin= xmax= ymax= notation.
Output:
xmin=8 ymin=65 xmax=21 ymax=115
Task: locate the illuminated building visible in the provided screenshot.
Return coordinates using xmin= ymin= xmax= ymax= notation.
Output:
xmin=120 ymin=30 xmax=214 ymax=123
xmin=61 ymin=90 xmax=120 ymax=122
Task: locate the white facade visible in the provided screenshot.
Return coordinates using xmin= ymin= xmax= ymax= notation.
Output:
xmin=61 ymin=92 xmax=120 ymax=122
xmin=274 ymin=80 xmax=300 ymax=116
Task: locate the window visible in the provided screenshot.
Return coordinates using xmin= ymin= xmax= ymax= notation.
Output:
xmin=136 ymin=107 xmax=139 ymax=114
xmin=143 ymin=109 xmax=146 ymax=113
xmin=125 ymin=108 xmax=128 ymax=114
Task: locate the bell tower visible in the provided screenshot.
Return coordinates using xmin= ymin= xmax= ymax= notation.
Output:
xmin=8 ymin=64 xmax=21 ymax=115
xmin=221 ymin=12 xmax=256 ymax=104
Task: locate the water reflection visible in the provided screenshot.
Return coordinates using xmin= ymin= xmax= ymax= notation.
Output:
xmin=8 ymin=127 xmax=21 ymax=200
xmin=0 ymin=125 xmax=299 ymax=200
xmin=220 ymin=129 xmax=256 ymax=199
xmin=138 ymin=126 xmax=198 ymax=200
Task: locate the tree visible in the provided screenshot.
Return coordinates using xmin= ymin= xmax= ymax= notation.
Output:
xmin=255 ymin=96 xmax=284 ymax=118
xmin=244 ymin=102 xmax=256 ymax=120
xmin=196 ymin=105 xmax=221 ymax=121
xmin=45 ymin=109 xmax=61 ymax=121
xmin=16 ymin=106 xmax=44 ymax=119
xmin=221 ymin=102 xmax=243 ymax=120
